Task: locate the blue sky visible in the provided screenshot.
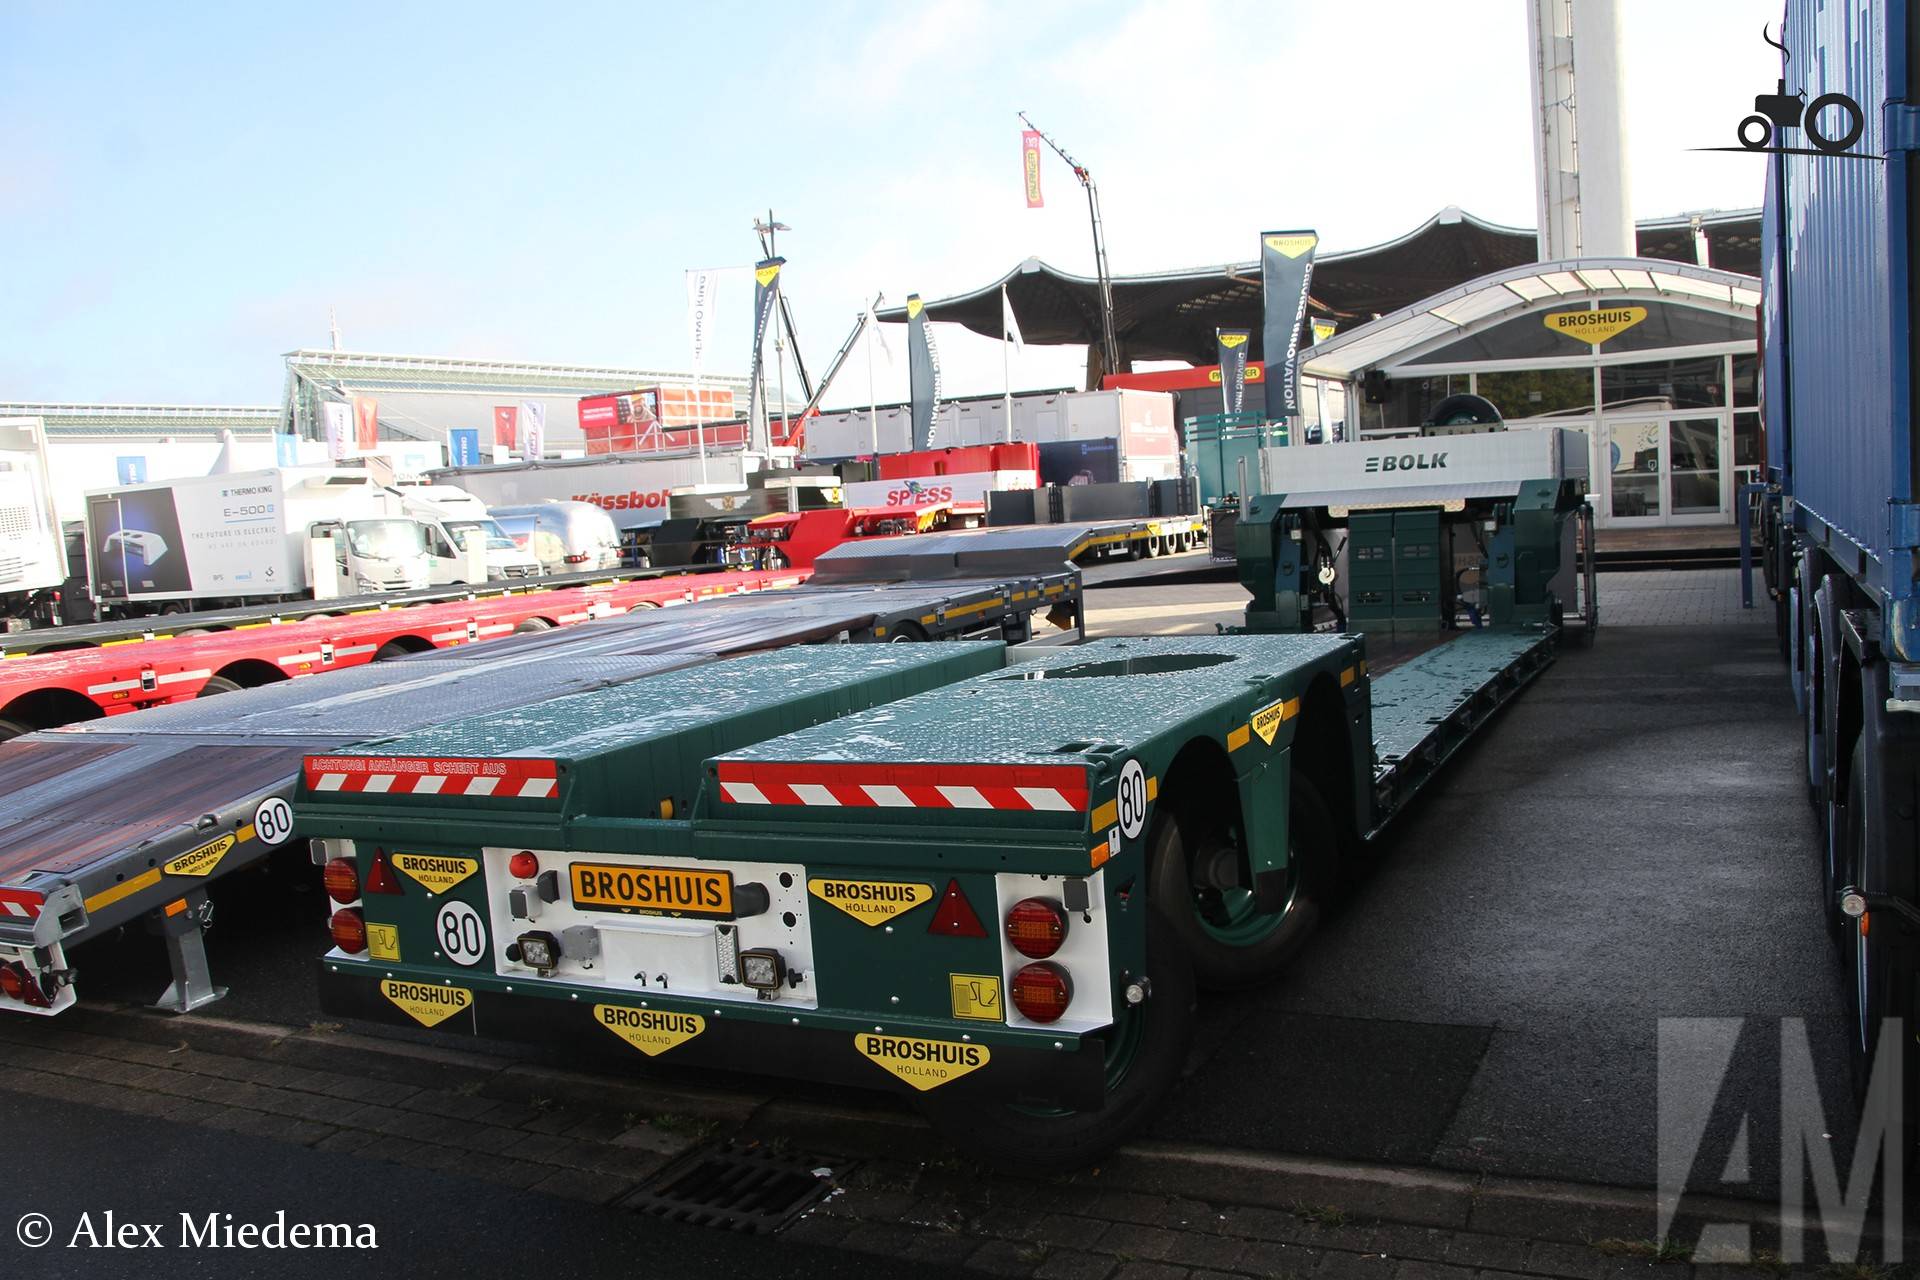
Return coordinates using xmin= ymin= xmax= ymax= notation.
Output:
xmin=1 ymin=1 xmax=1779 ymax=409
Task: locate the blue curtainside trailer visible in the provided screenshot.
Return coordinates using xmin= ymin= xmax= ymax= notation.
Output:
xmin=1759 ymin=0 xmax=1920 ymax=1158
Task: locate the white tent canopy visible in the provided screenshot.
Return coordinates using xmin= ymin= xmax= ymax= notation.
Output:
xmin=1300 ymin=257 xmax=1761 ymax=383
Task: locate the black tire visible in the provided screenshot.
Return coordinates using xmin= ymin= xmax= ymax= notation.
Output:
xmin=196 ymin=675 xmax=242 ymax=698
xmin=0 ymin=717 xmax=32 ymax=742
xmin=1738 ymin=114 xmax=1772 ymax=150
xmin=1842 ymin=763 xmax=1920 ymax=1161
xmin=1806 ymin=92 xmax=1864 ymax=153
xmin=514 ymin=618 xmax=553 ymax=633
xmin=1148 ymin=772 xmax=1333 ymax=989
xmin=914 ymin=905 xmax=1195 ymax=1173
xmin=373 ymin=641 xmax=421 ymax=662
xmin=886 ymin=621 xmax=927 ymax=644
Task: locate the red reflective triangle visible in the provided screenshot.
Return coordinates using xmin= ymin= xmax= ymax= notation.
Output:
xmin=364 ymin=849 xmax=404 ymax=895
xmin=928 ymin=878 xmax=987 ymax=938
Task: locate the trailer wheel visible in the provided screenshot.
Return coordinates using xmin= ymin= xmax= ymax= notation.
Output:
xmin=886 ymin=622 xmax=927 ymax=644
xmin=1148 ymin=776 xmax=1332 ymax=989
xmin=1842 ymin=763 xmax=1920 ymax=1159
xmin=514 ymin=618 xmax=553 ymax=633
xmin=0 ymin=717 xmax=31 ymax=742
xmin=195 ymin=675 xmax=243 ymax=698
xmin=914 ymin=905 xmax=1194 ymax=1174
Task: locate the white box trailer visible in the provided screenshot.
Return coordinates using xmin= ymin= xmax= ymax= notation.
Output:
xmin=84 ymin=467 xmax=431 ymax=608
xmin=0 ymin=418 xmax=63 ymax=624
xmin=801 ymin=390 xmax=1179 ymax=483
xmin=429 ymin=450 xmax=764 ymax=532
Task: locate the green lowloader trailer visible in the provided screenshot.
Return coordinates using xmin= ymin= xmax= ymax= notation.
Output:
xmin=296 ymin=427 xmax=1591 ymax=1170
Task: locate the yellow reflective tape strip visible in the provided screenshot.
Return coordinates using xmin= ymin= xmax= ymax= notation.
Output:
xmin=83 ymin=822 xmax=258 ymax=913
xmin=1227 ymin=725 xmax=1252 ymax=752
xmin=101 ymin=637 xmax=152 ymax=647
xmin=1284 ymin=698 xmax=1301 ymax=719
xmin=86 ymin=868 xmax=162 ymax=913
xmin=920 ymin=614 xmax=936 ymax=625
xmin=1091 ymin=798 xmax=1118 ymax=830
xmin=1359 ymin=659 xmax=1368 ymax=675
xmin=164 ymin=898 xmax=189 ymax=917
xmin=1146 ymin=775 xmax=1158 ymax=802
xmin=1340 ymin=666 xmax=1356 ymax=687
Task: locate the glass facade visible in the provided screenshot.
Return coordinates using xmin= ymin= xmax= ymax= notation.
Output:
xmin=1600 ymin=356 xmax=1726 ymax=411
xmin=1355 ymin=293 xmax=1757 ymax=527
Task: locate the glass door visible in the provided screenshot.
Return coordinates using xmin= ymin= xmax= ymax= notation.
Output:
xmin=1604 ymin=418 xmax=1663 ymax=523
xmin=1599 ymin=414 xmax=1729 ymax=526
xmin=1665 ymin=416 xmax=1724 ymax=522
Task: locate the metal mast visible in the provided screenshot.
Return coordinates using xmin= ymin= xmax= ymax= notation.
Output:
xmin=754 ymin=213 xmax=814 ymax=404
xmin=1018 ymin=112 xmax=1120 ymax=381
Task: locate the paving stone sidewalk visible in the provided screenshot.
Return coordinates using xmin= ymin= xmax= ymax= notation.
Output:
xmin=0 ymin=1005 xmax=1901 ymax=1280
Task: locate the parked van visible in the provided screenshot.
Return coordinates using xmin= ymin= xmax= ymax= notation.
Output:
xmin=393 ymin=484 xmax=543 ymax=584
xmin=488 ymin=501 xmax=623 ymax=574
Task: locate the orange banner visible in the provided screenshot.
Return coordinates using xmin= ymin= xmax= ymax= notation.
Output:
xmin=352 ymin=397 xmax=378 ymax=449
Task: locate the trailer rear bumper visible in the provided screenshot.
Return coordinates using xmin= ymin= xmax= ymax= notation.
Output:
xmin=316 ymin=959 xmax=1109 ymax=1111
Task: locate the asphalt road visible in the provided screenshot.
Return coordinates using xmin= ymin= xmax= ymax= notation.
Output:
xmin=0 ymin=1088 xmax=976 ymax=1280
xmin=69 ymin=612 xmax=1849 ymax=1199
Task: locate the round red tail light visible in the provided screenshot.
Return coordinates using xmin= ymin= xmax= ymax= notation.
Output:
xmin=329 ymin=908 xmax=368 ymax=954
xmin=1010 ymin=962 xmax=1073 ymax=1023
xmin=323 ymin=857 xmax=360 ymax=904
xmin=508 ymin=851 xmax=540 ymax=880
xmin=1005 ymin=898 xmax=1068 ymax=958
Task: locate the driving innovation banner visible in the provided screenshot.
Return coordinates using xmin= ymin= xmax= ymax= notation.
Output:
xmin=1259 ymin=230 xmax=1318 ymax=420
xmin=1215 ymin=329 xmax=1251 ymax=416
xmin=906 ymin=294 xmax=941 ymax=449
xmin=746 ymin=257 xmax=784 ymax=449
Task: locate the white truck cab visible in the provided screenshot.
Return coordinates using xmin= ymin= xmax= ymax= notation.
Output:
xmin=394 ymin=484 xmax=543 ymax=585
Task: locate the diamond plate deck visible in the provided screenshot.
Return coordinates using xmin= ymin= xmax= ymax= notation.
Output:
xmin=724 ymin=634 xmax=1353 ymax=768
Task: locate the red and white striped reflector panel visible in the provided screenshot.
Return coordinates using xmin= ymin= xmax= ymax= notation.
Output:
xmin=0 ymin=888 xmax=44 ymax=920
xmin=302 ymin=756 xmax=559 ymax=800
xmin=716 ymin=762 xmax=1089 ymax=813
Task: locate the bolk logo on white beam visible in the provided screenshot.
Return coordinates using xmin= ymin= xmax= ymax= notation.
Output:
xmin=1363 ymin=452 xmax=1448 ymax=473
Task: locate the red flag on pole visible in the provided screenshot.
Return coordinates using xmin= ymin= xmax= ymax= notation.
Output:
xmin=352 ymin=397 xmax=378 ymax=449
xmin=1022 ymin=130 xmax=1044 ymax=208
xmin=493 ymin=405 xmax=518 ymax=450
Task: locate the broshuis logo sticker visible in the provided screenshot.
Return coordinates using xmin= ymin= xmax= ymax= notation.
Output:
xmin=809 ymin=878 xmax=933 ymax=925
xmin=391 ymin=853 xmax=478 ymax=895
xmin=855 ymin=1033 xmax=990 ymax=1090
xmin=380 ymin=980 xmax=472 ymax=1027
xmin=594 ymin=1005 xmax=705 ymax=1056
xmin=165 ymin=834 xmax=234 ymax=878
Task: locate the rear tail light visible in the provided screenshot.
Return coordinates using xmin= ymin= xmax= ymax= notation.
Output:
xmin=1005 ymin=898 xmax=1068 ymax=958
xmin=323 ymin=857 xmax=360 ymax=904
xmin=564 ymin=552 xmax=589 ymax=564
xmin=329 ymin=908 xmax=368 ymax=954
xmin=508 ymin=851 xmax=541 ymax=880
xmin=0 ymin=961 xmax=47 ymax=1007
xmin=1010 ymin=962 xmax=1073 ymax=1023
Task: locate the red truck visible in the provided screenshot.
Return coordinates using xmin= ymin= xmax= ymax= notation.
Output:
xmin=731 ymin=504 xmax=980 ymax=571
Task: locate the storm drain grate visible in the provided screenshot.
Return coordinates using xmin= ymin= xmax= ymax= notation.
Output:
xmin=615 ymin=1143 xmax=848 ymax=1234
